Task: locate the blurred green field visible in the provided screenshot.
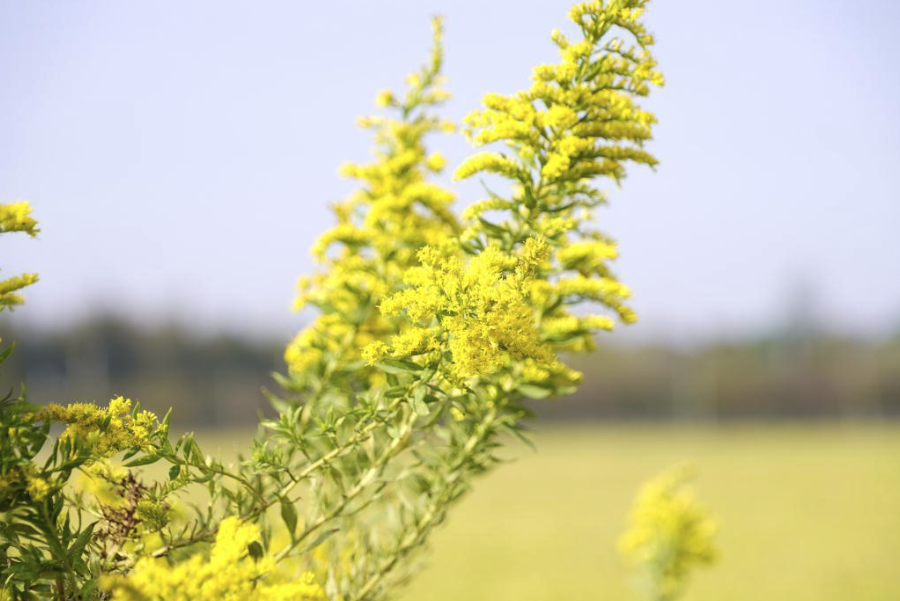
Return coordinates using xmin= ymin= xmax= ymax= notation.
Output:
xmin=195 ymin=423 xmax=900 ymax=601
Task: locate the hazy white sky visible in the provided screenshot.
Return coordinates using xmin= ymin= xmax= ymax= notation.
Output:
xmin=2 ymin=0 xmax=899 ymax=343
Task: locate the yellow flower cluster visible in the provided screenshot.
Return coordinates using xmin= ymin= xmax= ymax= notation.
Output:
xmin=452 ymin=0 xmax=662 ymax=365
xmin=106 ymin=517 xmax=326 ymax=601
xmin=0 ymin=464 xmax=51 ymax=502
xmin=0 ymin=201 xmax=39 ymax=237
xmin=285 ymin=0 xmax=662 ymax=400
xmin=24 ymin=472 xmax=51 ymax=501
xmin=366 ymin=239 xmax=558 ymax=382
xmin=284 ymin=18 xmax=460 ymax=393
xmin=0 ymin=201 xmax=39 ymax=310
xmin=619 ymin=466 xmax=718 ymax=600
xmin=37 ymin=396 xmax=165 ymax=458
xmin=0 ymin=273 xmax=40 ymax=311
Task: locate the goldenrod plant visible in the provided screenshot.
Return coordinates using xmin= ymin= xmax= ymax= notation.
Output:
xmin=0 ymin=1 xmax=665 ymax=599
xmin=620 ymin=467 xmax=718 ymax=601
xmin=0 ymin=202 xmax=39 ymax=311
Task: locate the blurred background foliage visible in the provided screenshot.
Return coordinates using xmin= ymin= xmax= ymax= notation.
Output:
xmin=3 ymin=313 xmax=897 ymax=426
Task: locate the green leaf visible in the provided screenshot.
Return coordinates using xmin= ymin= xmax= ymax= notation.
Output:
xmin=280 ymin=498 xmax=298 ymax=537
xmin=79 ymin=579 xmax=99 ymax=601
xmin=247 ymin=541 xmax=264 ymax=562
xmin=383 ymin=387 xmax=407 ymax=399
xmin=477 ymin=215 xmax=507 ymax=235
xmin=411 ymin=387 xmax=430 ymax=416
xmin=187 ymin=437 xmax=204 ymax=464
xmin=378 ymin=358 xmax=423 ymax=374
xmin=67 ymin=522 xmax=96 ymax=559
xmin=546 ymin=199 xmax=577 ymax=213
xmin=294 ymin=528 xmax=339 ymax=557
xmin=517 ymin=384 xmax=553 ymax=399
xmin=168 ymin=465 xmax=181 ymax=480
xmin=124 ymin=454 xmax=161 ymax=467
xmin=502 ymin=423 xmax=536 ymax=451
xmin=0 ymin=342 xmax=15 ymax=364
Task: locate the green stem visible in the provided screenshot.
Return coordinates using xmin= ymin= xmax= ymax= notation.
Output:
xmin=349 ymin=405 xmax=499 ymax=601
xmin=39 ymin=501 xmax=77 ymax=597
xmin=273 ymin=408 xmax=419 ymax=562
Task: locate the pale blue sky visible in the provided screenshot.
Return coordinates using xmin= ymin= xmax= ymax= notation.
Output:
xmin=2 ymin=0 xmax=899 ymax=343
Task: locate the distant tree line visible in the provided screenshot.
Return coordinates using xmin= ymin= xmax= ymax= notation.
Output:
xmin=561 ymin=335 xmax=900 ymax=420
xmin=1 ymin=315 xmax=898 ymax=425
xmin=0 ymin=316 xmax=281 ymax=427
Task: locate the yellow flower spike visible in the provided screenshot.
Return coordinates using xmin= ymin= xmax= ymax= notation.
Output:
xmin=0 ymin=274 xmax=40 ymax=310
xmin=446 ymin=0 xmax=660 ymax=376
xmin=453 ymin=151 xmax=524 ymax=181
xmin=0 ymin=201 xmax=40 ymax=237
xmin=36 ymin=397 xmax=164 ymax=459
xmin=0 ymin=201 xmax=41 ymax=309
xmin=284 ymin=16 xmax=460 ymax=393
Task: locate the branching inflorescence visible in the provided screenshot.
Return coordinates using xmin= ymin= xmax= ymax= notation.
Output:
xmin=0 ymin=2 xmax=668 ymax=600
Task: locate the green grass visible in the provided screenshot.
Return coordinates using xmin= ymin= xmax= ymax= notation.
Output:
xmin=194 ymin=423 xmax=900 ymax=601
